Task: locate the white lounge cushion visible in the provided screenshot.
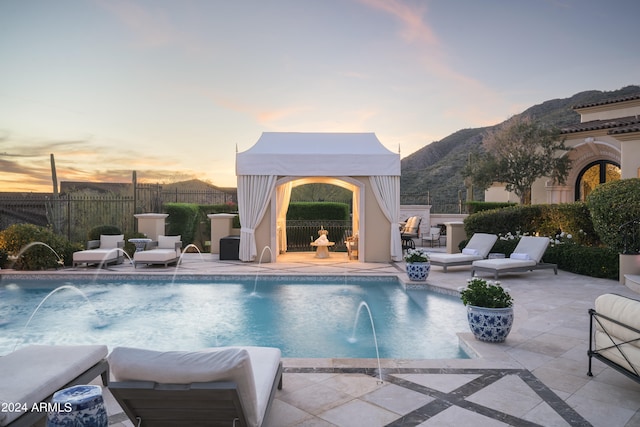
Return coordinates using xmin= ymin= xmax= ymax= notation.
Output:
xmin=0 ymin=344 xmax=108 ymax=426
xmin=73 ymin=248 xmax=119 ymax=263
xmin=100 ymin=234 xmax=124 ymax=249
xmin=464 ymin=233 xmax=498 ymax=258
xmin=512 ymin=236 xmax=549 ymax=263
xmin=158 ymin=235 xmax=181 ymax=249
xmin=429 ymin=253 xmax=481 ymax=264
xmin=472 ymin=258 xmax=537 ymax=270
xmin=134 ymin=249 xmax=179 ymax=263
xmin=109 ymin=346 xmax=281 ymax=427
xmin=462 ymin=248 xmax=480 ymax=256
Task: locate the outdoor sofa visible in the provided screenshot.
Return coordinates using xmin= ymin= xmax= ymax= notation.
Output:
xmin=72 ymin=234 xmax=124 ymax=267
xmin=588 ymin=293 xmax=640 ymax=384
xmin=133 ymin=235 xmax=182 ymax=268
xmin=429 ymin=233 xmax=498 ymax=272
xmin=108 ymin=346 xmax=283 ymax=427
xmin=470 ymin=236 xmax=557 ymax=279
xmin=0 ymin=344 xmax=109 ymax=427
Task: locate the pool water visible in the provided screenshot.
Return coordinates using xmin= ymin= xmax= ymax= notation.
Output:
xmin=0 ymin=277 xmax=470 ymax=359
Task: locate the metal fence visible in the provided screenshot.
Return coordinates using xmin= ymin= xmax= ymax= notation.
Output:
xmin=401 ymin=192 xmax=469 ymax=214
xmin=285 ymin=220 xmax=351 ymax=252
xmin=0 ymin=187 xmax=236 ymax=243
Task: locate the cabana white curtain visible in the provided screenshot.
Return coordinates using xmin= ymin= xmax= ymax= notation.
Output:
xmin=276 ymin=182 xmax=292 ymax=254
xmin=237 ymin=175 xmax=277 ymax=261
xmin=369 ymin=176 xmax=402 ymax=261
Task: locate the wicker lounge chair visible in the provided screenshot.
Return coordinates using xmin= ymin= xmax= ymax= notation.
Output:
xmin=133 ymin=235 xmax=182 ymax=268
xmin=0 ymin=345 xmax=109 ymax=427
xmin=72 ymin=234 xmax=124 ymax=267
xmin=471 ymin=236 xmax=557 ymax=279
xmin=429 ymin=233 xmax=498 ymax=272
xmin=108 ymin=346 xmax=283 ymax=427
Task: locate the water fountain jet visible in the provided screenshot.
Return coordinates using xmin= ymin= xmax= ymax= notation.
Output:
xmin=10 ymin=242 xmax=65 ymax=269
xmin=14 ymin=284 xmax=107 ymax=351
xmin=349 ymin=301 xmax=383 ymax=383
xmin=250 ymin=246 xmax=273 ymax=297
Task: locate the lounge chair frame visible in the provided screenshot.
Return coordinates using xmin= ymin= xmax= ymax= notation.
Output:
xmin=588 ymin=307 xmax=640 ymax=384
xmin=72 ymin=239 xmax=124 ymax=267
xmin=109 ymin=362 xmax=283 ymax=427
xmin=8 ymin=360 xmax=109 ymax=427
xmin=471 ymin=262 xmax=558 ymax=280
xmin=133 ymin=241 xmax=182 ymax=268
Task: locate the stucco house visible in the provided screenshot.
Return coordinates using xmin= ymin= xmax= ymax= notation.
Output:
xmin=485 ymin=94 xmax=640 ymax=204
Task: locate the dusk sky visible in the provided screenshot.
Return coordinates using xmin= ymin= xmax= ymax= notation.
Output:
xmin=1 ymin=0 xmax=638 ymax=192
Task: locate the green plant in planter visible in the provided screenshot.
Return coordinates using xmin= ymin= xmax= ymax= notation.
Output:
xmin=460 ymin=277 xmax=513 ymax=308
xmin=403 ymin=248 xmax=429 ymax=263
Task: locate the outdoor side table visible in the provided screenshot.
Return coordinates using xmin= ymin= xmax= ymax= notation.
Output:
xmin=47 ymin=385 xmax=108 ymax=427
xmin=128 ymin=238 xmax=152 ymax=252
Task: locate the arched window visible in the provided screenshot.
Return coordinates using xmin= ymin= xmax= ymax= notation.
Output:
xmin=575 ymin=160 xmax=621 ymax=201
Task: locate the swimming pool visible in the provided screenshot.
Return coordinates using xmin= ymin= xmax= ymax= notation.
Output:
xmin=0 ymin=277 xmax=470 ymax=359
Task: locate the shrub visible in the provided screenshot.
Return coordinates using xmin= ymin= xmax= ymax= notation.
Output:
xmin=165 ymin=203 xmax=200 ymax=246
xmin=588 ymin=178 xmax=640 ymax=253
xmin=466 ymin=201 xmax=516 ymax=214
xmin=88 ymin=225 xmax=122 ymax=240
xmin=544 ymin=242 xmax=618 ymax=279
xmin=464 ymin=203 xmax=598 ymax=246
xmin=0 ymin=223 xmax=81 ymax=269
xmin=287 ymin=202 xmax=350 ymax=220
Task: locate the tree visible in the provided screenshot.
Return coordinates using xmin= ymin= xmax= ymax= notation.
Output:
xmin=464 ymin=116 xmax=572 ymax=204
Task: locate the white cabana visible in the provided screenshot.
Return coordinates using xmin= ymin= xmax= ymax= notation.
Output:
xmin=236 ymin=132 xmax=402 ymax=262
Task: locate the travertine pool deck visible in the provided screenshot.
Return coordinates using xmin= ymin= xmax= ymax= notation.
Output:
xmin=2 ymin=249 xmax=640 ymax=426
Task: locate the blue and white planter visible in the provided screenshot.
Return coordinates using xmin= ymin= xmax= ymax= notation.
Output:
xmin=406 ymin=262 xmax=430 ymax=281
xmin=47 ymin=385 xmax=108 ymax=427
xmin=466 ymin=305 xmax=514 ymax=342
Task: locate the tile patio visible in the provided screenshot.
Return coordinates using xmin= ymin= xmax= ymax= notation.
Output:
xmin=3 ymin=246 xmax=640 ymax=426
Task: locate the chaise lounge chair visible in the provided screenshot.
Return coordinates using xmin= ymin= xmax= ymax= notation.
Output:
xmin=133 ymin=235 xmax=182 ymax=268
xmin=108 ymin=346 xmax=283 ymax=427
xmin=429 ymin=233 xmax=498 ymax=272
xmin=471 ymin=235 xmax=557 ymax=279
xmin=72 ymin=234 xmax=124 ymax=267
xmin=0 ymin=344 xmax=109 ymax=427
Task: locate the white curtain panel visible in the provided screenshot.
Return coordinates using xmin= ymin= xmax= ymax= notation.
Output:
xmin=238 ymin=175 xmax=277 ymax=261
xmin=276 ymin=181 xmax=293 ymax=254
xmin=369 ymin=176 xmax=402 ymax=261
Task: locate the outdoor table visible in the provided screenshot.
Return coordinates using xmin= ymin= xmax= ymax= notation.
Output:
xmin=46 ymin=385 xmax=107 ymax=427
xmin=310 ymin=241 xmax=335 ymax=258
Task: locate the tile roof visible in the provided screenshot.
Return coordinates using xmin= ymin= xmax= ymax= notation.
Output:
xmin=561 ymin=115 xmax=640 ymax=135
xmin=573 ymin=94 xmax=640 ymax=109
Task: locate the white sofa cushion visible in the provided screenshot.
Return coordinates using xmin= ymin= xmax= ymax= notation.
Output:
xmin=100 ymin=234 xmax=124 ymax=249
xmin=595 ymin=294 xmax=640 ymax=349
xmin=109 ymin=346 xmax=280 ymax=427
xmin=0 ymin=344 xmax=108 ymax=426
xmin=157 ymin=235 xmax=180 ymax=249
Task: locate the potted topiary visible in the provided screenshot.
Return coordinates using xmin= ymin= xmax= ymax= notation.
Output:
xmin=404 ymin=248 xmax=430 ymax=281
xmin=459 ymin=277 xmax=514 ymax=342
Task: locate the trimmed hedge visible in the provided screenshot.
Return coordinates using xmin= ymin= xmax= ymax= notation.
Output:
xmin=587 ymin=178 xmax=640 ymax=254
xmin=466 ymin=201 xmax=516 ymax=214
xmin=287 ymin=202 xmax=350 ymax=220
xmin=464 ymin=203 xmax=598 ymax=246
xmin=544 ymin=242 xmax=618 ymax=279
xmin=164 ymin=203 xmax=199 ymax=247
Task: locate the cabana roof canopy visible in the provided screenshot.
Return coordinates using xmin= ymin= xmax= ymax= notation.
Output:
xmin=236 ymin=132 xmax=400 ymax=176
